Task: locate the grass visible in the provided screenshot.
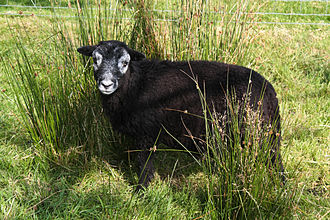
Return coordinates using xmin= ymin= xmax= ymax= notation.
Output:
xmin=0 ymin=0 xmax=329 ymax=219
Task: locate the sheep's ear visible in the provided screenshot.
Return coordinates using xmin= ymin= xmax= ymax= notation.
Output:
xmin=77 ymin=45 xmax=97 ymax=57
xmin=127 ymin=48 xmax=146 ymax=61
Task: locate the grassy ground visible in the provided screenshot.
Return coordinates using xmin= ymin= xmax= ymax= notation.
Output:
xmin=0 ymin=1 xmax=329 ymax=219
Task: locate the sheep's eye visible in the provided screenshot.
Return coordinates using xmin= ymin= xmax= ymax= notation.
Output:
xmin=122 ymin=61 xmax=128 ymax=67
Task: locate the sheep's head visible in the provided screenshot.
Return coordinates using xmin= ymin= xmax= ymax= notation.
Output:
xmin=77 ymin=40 xmax=145 ymax=95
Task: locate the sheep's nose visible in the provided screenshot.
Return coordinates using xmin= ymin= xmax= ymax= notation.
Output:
xmin=101 ymin=80 xmax=113 ymax=88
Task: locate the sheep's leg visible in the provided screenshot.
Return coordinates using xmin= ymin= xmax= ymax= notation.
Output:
xmin=136 ymin=144 xmax=155 ymax=191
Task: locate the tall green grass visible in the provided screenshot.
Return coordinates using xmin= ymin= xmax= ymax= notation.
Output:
xmin=1 ymin=0 xmax=297 ymax=218
xmin=161 ymin=72 xmax=291 ymax=218
xmin=3 ymin=19 xmax=121 ymax=164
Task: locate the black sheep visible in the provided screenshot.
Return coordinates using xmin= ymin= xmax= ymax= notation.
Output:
xmin=77 ymin=40 xmax=285 ymax=189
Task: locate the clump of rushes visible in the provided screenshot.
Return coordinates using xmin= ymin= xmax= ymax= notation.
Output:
xmin=195 ymin=82 xmax=291 ymax=218
xmin=128 ymin=0 xmax=164 ymax=59
xmin=76 ymin=0 xmax=133 ymax=47
xmin=3 ymin=20 xmax=124 ymax=165
xmin=167 ymin=0 xmax=260 ymax=64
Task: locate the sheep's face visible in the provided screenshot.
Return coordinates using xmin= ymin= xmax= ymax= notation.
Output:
xmin=92 ymin=45 xmax=130 ymax=95
xmin=77 ymin=40 xmax=145 ymax=95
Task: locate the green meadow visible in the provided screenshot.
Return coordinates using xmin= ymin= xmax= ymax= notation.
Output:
xmin=0 ymin=0 xmax=329 ymax=219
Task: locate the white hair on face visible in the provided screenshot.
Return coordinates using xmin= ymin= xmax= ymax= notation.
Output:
xmin=117 ymin=50 xmax=130 ymax=75
xmin=93 ymin=51 xmax=103 ymax=71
